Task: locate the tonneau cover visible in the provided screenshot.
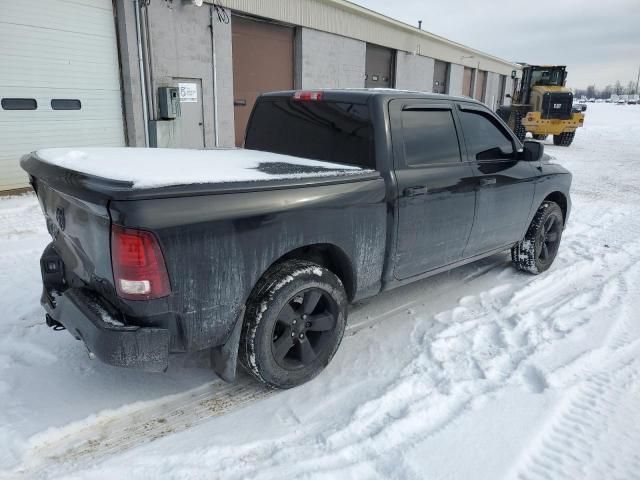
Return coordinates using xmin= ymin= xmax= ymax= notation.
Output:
xmin=21 ymin=148 xmax=380 ymax=201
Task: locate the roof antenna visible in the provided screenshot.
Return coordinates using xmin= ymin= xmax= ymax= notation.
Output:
xmin=418 ymin=20 xmax=422 ymax=30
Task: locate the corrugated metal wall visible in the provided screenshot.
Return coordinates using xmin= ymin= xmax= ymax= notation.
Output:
xmin=211 ymin=0 xmax=517 ymax=76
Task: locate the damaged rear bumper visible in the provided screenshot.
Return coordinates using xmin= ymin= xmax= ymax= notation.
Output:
xmin=43 ymin=288 xmax=170 ymax=372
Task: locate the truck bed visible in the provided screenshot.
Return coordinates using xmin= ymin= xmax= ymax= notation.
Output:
xmin=21 ymin=148 xmax=379 ymax=201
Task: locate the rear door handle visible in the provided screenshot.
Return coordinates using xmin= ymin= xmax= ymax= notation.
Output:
xmin=403 ymin=185 xmax=427 ymax=197
xmin=480 ymin=178 xmax=496 ymax=186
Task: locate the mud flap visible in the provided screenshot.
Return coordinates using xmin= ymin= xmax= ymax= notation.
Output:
xmin=210 ymin=306 xmax=245 ymax=382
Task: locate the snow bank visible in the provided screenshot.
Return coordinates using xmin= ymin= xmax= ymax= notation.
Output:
xmin=35 ymin=147 xmax=369 ymax=189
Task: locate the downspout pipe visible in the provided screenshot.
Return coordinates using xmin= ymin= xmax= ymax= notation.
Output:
xmin=134 ymin=0 xmax=150 ymax=147
xmin=210 ymin=6 xmax=220 ymax=147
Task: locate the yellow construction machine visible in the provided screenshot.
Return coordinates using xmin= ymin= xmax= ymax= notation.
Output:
xmin=497 ymin=65 xmax=584 ymax=146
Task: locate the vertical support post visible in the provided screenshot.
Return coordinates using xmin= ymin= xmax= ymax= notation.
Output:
xmin=134 ymin=0 xmax=149 ymax=147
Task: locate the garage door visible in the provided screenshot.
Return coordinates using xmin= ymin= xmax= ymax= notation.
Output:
xmin=433 ymin=60 xmax=449 ymax=94
xmin=232 ymin=16 xmax=294 ymax=147
xmin=0 ymin=0 xmax=125 ymax=191
xmin=365 ymin=44 xmax=394 ymax=88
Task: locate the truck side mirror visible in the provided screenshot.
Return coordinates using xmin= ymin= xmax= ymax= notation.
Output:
xmin=521 ymin=140 xmax=544 ymax=162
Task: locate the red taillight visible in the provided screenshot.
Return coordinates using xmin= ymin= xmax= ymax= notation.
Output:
xmin=293 ymin=91 xmax=323 ymax=101
xmin=111 ymin=225 xmax=171 ymax=300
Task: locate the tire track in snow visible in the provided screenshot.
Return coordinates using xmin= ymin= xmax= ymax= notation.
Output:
xmin=511 ymin=262 xmax=640 ymax=480
xmin=229 ymin=231 xmax=640 ymax=479
xmin=5 ymin=377 xmax=274 ymax=480
xmin=516 ymin=359 xmax=640 ymax=480
xmin=4 ymin=295 xmax=453 ymax=480
xmin=180 ymin=235 xmax=640 ymax=480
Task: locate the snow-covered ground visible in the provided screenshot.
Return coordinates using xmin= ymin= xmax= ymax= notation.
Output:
xmin=1 ymin=103 xmax=639 ymax=480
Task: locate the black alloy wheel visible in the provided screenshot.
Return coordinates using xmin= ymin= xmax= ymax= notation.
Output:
xmin=240 ymin=260 xmax=347 ymax=389
xmin=511 ymin=201 xmax=564 ymax=274
xmin=271 ymin=288 xmax=338 ymax=369
xmin=536 ymin=212 xmax=562 ymax=267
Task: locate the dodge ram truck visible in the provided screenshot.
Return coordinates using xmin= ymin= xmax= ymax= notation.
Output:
xmin=21 ymin=89 xmax=572 ymax=389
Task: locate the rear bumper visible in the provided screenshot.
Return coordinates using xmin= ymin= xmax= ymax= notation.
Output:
xmin=43 ymin=288 xmax=170 ymax=372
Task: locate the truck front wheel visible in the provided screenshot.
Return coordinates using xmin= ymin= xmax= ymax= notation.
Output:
xmin=511 ymin=201 xmax=564 ymax=274
xmin=239 ymin=260 xmax=347 ymax=389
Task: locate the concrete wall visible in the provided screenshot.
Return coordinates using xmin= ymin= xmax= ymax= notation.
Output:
xmin=448 ymin=63 xmax=464 ymax=96
xmin=395 ymin=52 xmax=434 ymax=92
xmin=114 ymin=3 xmax=515 ymax=149
xmin=485 ymin=72 xmax=501 ymax=110
xmin=503 ymin=76 xmax=514 ymax=106
xmin=145 ymin=3 xmax=214 ymax=147
xmin=296 ymin=28 xmax=365 ymax=89
xmin=212 ymin=10 xmax=235 ymax=147
xmin=213 ymin=0 xmax=518 ymax=76
xmin=115 ymin=0 xmax=146 ymax=147
xmin=115 ymin=2 xmax=234 ymax=148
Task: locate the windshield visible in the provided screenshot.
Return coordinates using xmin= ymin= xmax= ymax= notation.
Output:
xmin=531 ymin=68 xmax=565 ymax=86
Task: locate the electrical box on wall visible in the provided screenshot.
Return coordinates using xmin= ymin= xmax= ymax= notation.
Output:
xmin=158 ymin=86 xmax=180 ymax=120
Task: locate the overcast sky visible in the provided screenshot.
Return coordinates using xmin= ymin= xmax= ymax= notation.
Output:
xmin=354 ymin=0 xmax=640 ymax=90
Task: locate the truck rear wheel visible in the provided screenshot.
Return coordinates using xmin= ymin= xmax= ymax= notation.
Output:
xmin=511 ymin=201 xmax=564 ymax=274
xmin=239 ymin=260 xmax=347 ymax=389
xmin=553 ymin=131 xmax=575 ymax=146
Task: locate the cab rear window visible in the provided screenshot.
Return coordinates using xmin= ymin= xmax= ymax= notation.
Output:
xmin=245 ymin=99 xmax=375 ymax=169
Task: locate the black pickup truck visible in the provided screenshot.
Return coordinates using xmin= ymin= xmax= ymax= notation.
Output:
xmin=22 ymin=89 xmax=571 ymax=389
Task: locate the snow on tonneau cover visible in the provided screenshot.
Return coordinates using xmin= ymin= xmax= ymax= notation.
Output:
xmin=34 ymin=147 xmax=373 ymax=189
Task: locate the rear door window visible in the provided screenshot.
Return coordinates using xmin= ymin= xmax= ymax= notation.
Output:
xmin=245 ymin=99 xmax=374 ymax=169
xmin=401 ymin=109 xmax=461 ymax=166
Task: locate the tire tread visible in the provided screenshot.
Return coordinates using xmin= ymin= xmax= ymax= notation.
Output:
xmin=511 ymin=201 xmax=563 ymax=274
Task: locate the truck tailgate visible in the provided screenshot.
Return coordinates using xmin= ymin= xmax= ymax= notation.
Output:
xmin=35 ymin=178 xmax=114 ymax=295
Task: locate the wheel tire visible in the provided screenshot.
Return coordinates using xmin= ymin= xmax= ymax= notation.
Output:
xmin=239 ymin=260 xmax=347 ymax=389
xmin=533 ymin=134 xmax=548 ymax=141
xmin=512 ymin=111 xmax=526 ymax=142
xmin=511 ymin=201 xmax=564 ymax=274
xmin=553 ymin=131 xmax=575 ymax=146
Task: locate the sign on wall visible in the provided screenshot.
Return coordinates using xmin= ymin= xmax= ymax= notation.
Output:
xmin=178 ymin=83 xmax=198 ymax=103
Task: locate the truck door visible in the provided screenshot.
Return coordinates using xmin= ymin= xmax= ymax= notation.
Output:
xmin=390 ymin=100 xmax=477 ymax=279
xmin=456 ymin=104 xmax=536 ymax=257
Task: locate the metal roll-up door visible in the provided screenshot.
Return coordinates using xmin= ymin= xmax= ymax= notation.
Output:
xmin=433 ymin=60 xmax=449 ymax=94
xmin=231 ymin=15 xmax=294 ymax=147
xmin=365 ymin=44 xmax=395 ymax=88
xmin=0 ymin=0 xmax=125 ymax=191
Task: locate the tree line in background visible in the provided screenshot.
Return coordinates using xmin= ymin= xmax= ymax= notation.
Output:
xmin=574 ymin=80 xmax=639 ymax=99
